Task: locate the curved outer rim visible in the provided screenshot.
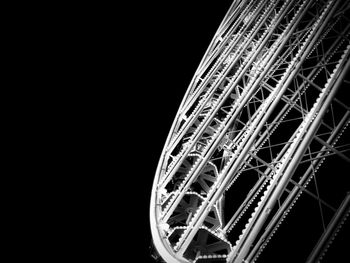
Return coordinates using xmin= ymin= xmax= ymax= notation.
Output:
xmin=149 ymin=108 xmax=189 ymax=263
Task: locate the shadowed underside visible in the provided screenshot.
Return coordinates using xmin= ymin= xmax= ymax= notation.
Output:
xmin=150 ymin=0 xmax=350 ymax=262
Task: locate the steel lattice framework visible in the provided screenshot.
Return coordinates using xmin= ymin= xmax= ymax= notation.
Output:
xmin=150 ymin=0 xmax=350 ymax=262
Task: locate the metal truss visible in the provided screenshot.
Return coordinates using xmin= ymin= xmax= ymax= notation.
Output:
xmin=150 ymin=0 xmax=350 ymax=262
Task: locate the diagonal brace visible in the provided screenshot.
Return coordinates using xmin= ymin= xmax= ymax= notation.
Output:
xmin=314 ymin=136 xmax=350 ymax=163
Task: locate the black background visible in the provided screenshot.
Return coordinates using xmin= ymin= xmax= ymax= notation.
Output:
xmin=11 ymin=0 xmax=349 ymax=261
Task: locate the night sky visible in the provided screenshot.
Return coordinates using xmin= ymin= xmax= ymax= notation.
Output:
xmin=30 ymin=1 xmax=348 ymax=262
